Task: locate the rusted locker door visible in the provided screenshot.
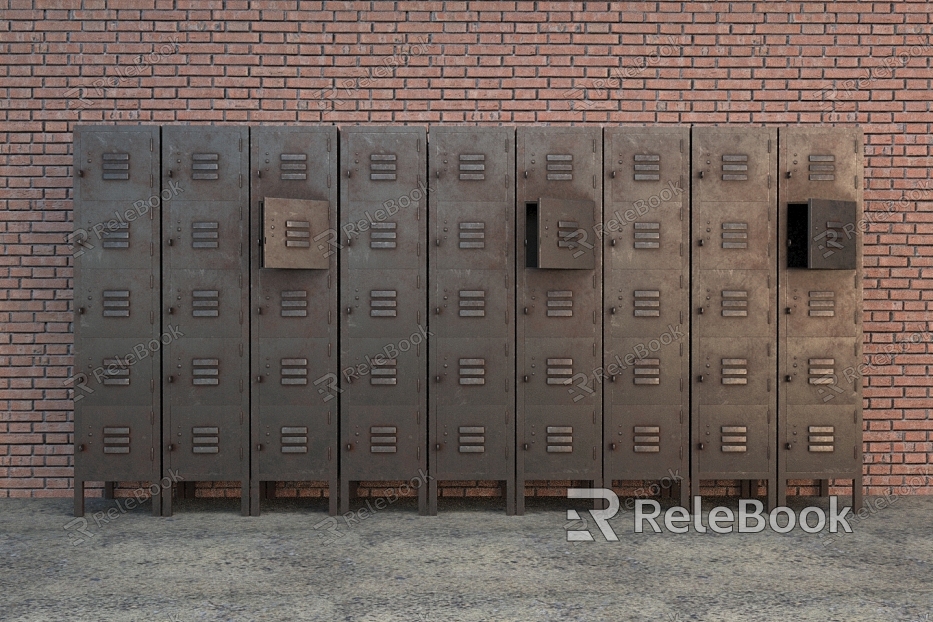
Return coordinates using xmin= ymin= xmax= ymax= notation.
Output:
xmin=516 ymin=127 xmax=602 ymax=514
xmin=778 ymin=128 xmax=863 ymax=509
xmin=428 ymin=127 xmax=515 ymax=515
xmin=250 ymin=126 xmax=338 ymax=515
xmin=161 ymin=126 xmax=250 ymax=516
xmin=603 ymin=127 xmax=689 ymax=506
xmin=72 ymin=126 xmax=161 ymax=517
xmin=691 ymin=127 xmax=777 ymax=508
xmin=339 ymin=127 xmax=427 ymax=514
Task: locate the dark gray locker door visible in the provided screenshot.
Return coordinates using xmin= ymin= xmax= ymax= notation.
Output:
xmin=522 ymin=404 xmax=600 ymax=479
xmin=343 ymin=270 xmax=424 ymax=340
xmin=431 ymin=269 xmax=511 ymax=340
xmin=433 ymin=202 xmax=511 ymax=271
xmin=74 ymin=126 xmax=157 ymax=204
xmin=521 ymin=271 xmax=600 ymax=339
xmin=606 ymin=405 xmax=684 ymax=480
xmin=74 ymin=270 xmax=156 ymax=340
xmin=342 ymin=405 xmax=424 ymax=480
xmin=782 ymin=405 xmax=861 ymax=475
xmin=608 ymin=337 xmax=683 ymax=406
xmin=782 ymin=272 xmax=859 ymax=339
xmin=165 ymin=270 xmax=243 ymax=339
xmin=695 ymin=404 xmax=772 ymax=477
xmin=519 ymin=128 xmax=600 ymax=202
xmin=692 ymin=129 xmax=773 ymax=204
xmin=607 ymin=270 xmax=683 ymax=340
xmin=693 ymin=269 xmax=773 ymax=339
xmin=780 ymin=128 xmax=860 ymax=208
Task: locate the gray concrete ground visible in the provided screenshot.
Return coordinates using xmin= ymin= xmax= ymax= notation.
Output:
xmin=1 ymin=494 xmax=932 ymax=621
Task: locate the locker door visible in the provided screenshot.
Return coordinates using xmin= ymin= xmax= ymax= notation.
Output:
xmin=250 ymin=126 xmax=338 ymax=515
xmin=340 ymin=127 xmax=427 ymax=513
xmin=162 ymin=126 xmax=249 ymax=516
xmin=73 ymin=126 xmax=161 ymax=517
xmin=691 ymin=127 xmax=777 ymax=507
xmin=603 ymin=128 xmax=689 ymax=499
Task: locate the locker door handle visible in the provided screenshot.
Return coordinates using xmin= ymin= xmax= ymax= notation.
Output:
xmin=346 ymin=443 xmax=353 ymax=451
xmin=523 ymin=375 xmax=529 ymax=382
xmin=611 ymin=170 xmax=616 ymax=178
xmin=77 ymin=169 xmax=84 ymax=177
xmin=523 ymin=307 xmax=529 ymax=315
xmin=786 ymin=170 xmax=792 ymax=178
xmin=609 ymin=443 xmax=616 ymax=450
xmin=698 ymin=307 xmax=704 ymax=314
xmin=168 ymin=169 xmax=172 ymax=177
xmin=167 ymin=375 xmax=174 ymax=383
xmin=435 ymin=443 xmax=443 ymax=451
xmin=435 ymin=238 xmax=441 ymax=246
xmin=697 ymin=443 xmax=705 ymax=450
xmin=435 ymin=375 xmax=442 ymax=383
xmin=610 ymin=306 xmax=616 ymax=315
xmin=699 ymin=170 xmax=704 ymax=178
xmin=256 ymin=444 xmax=263 ymax=451
xmin=167 ymin=238 xmax=173 ymax=246
xmin=346 ymin=170 xmax=351 ymax=178
xmin=610 ymin=375 xmax=616 ymax=383
xmin=785 ymin=375 xmax=793 ymax=382
xmin=168 ymin=444 xmax=175 ymax=451
xmin=78 ymin=444 xmax=86 ymax=452
xmin=697 ymin=238 xmax=704 ymax=246
xmin=168 ymin=307 xmax=174 ymax=314
xmin=256 ymin=375 xmax=263 ymax=383
xmin=78 ymin=307 xmax=86 ymax=315
xmin=257 ymin=307 xmax=262 ymax=315
xmin=697 ymin=375 xmax=703 ymax=383
xmin=346 ymin=307 xmax=352 ymax=314
xmin=522 ymin=443 xmax=529 ymax=450
xmin=610 ymin=238 xmax=616 ymax=246
xmin=785 ymin=442 xmax=793 ymax=450
xmin=785 ymin=307 xmax=792 ymax=315
xmin=435 ymin=307 xmax=442 ymax=315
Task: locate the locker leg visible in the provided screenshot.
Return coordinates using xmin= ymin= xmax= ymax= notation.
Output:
xmin=678 ymin=480 xmax=689 ymax=510
xmin=777 ymin=476 xmax=787 ymax=509
xmin=240 ymin=480 xmax=250 ymax=517
xmin=74 ymin=479 xmax=84 ymax=517
xmin=104 ymin=481 xmax=115 ymax=500
xmin=690 ymin=479 xmax=700 ymax=515
xmin=505 ymin=476 xmax=516 ymax=516
xmin=162 ymin=484 xmax=173 ymax=517
xmin=515 ymin=477 xmax=525 ymax=516
xmin=418 ymin=478 xmax=428 ymax=516
xmin=661 ymin=481 xmax=672 ymax=499
xmin=852 ymin=475 xmax=863 ymax=512
xmin=340 ymin=478 xmax=350 ymax=515
xmin=427 ymin=477 xmax=438 ymax=516
xmin=151 ymin=484 xmax=162 ymax=517
xmin=328 ymin=473 xmax=338 ymax=517
xmin=592 ymin=478 xmax=603 ymax=511
xmin=250 ymin=480 xmax=261 ymax=517
xmin=740 ymin=480 xmax=751 ymax=498
xmin=819 ymin=479 xmax=830 ymax=498
xmin=767 ymin=478 xmax=777 ymax=512
xmin=184 ymin=481 xmax=197 ymax=499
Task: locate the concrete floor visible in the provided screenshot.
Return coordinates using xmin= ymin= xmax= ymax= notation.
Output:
xmin=1 ymin=494 xmax=931 ymax=621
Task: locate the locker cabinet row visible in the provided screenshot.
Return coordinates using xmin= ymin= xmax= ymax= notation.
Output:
xmin=72 ymin=125 xmax=863 ymax=517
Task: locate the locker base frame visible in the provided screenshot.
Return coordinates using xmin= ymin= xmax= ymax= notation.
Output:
xmin=691 ymin=477 xmax=778 ymax=513
xmin=74 ymin=479 xmax=163 ymax=518
xmin=515 ymin=478 xmax=603 ymax=516
xmin=160 ymin=480 xmax=250 ymax=517
xmin=777 ymin=475 xmax=863 ymax=512
xmin=249 ymin=476 xmax=339 ymax=517
xmin=340 ymin=478 xmax=428 ymax=516
xmin=426 ymin=477 xmax=516 ymax=516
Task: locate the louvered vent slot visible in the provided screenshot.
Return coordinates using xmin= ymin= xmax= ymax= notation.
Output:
xmin=101 ymin=152 xmax=130 ymax=180
xmin=721 ymin=358 xmax=748 ymax=385
xmin=459 ymin=222 xmax=485 ymax=249
xmin=634 ymin=358 xmax=660 ymax=385
xmin=459 ymin=358 xmax=486 ymax=386
xmin=722 ymin=154 xmax=748 ymax=181
xmin=191 ymin=153 xmax=219 ymax=180
xmin=281 ymin=290 xmax=308 ymax=317
xmin=459 ymin=426 xmax=485 ymax=453
xmin=546 ymin=154 xmax=573 ymax=181
xmin=370 ymin=290 xmax=397 ymax=317
xmin=721 ymin=290 xmax=748 ymax=317
xmin=370 ymin=154 xmax=397 ymax=181
xmin=192 ymin=290 xmax=219 ymax=318
xmin=192 ymin=426 xmax=219 ymax=453
xmin=557 ymin=221 xmax=585 ymax=257
xmin=280 ymin=153 xmax=308 ymax=181
xmin=722 ymin=222 xmax=748 ymax=249
xmin=459 ymin=290 xmax=486 ymax=317
xmin=816 ymin=221 xmax=846 ymax=258
xmin=634 ymin=222 xmax=660 ymax=249
xmin=721 ymin=425 xmax=747 ymax=452
xmin=633 ymin=290 xmax=660 ymax=317
xmin=547 ymin=426 xmax=573 ymax=453
xmin=633 ymin=154 xmax=660 ymax=181
xmin=101 ymin=358 xmax=129 ymax=386
xmin=281 ymin=358 xmax=308 ymax=385
xmin=370 ymin=426 xmax=397 ymax=453
xmin=192 ymin=221 xmax=219 ymax=249
xmin=808 ymin=154 xmax=835 ymax=181
xmin=102 ymin=426 xmax=131 ymax=454
xmin=102 ymin=290 xmax=130 ymax=318
xmin=102 ymin=222 xmax=129 ymax=249
xmin=808 ymin=425 xmax=835 ymax=452
xmin=192 ymin=359 xmax=219 ymax=386
xmin=281 ymin=426 xmax=308 ymax=453
xmin=286 ymin=221 xmax=311 ymax=248
xmin=546 ymin=358 xmax=573 ymax=385
xmin=547 ymin=290 xmax=573 ymax=317
xmin=370 ymin=358 xmax=397 ymax=385
xmin=459 ymin=154 xmax=486 ymax=181
xmin=808 ymin=358 xmax=836 ymax=385
xmin=633 ymin=425 xmax=660 ymax=453
xmin=809 ymin=291 xmax=835 ymax=317
xmin=370 ymin=222 xmax=397 ymax=249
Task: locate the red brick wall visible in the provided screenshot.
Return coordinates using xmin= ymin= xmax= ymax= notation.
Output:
xmin=1 ymin=1 xmax=931 ymax=499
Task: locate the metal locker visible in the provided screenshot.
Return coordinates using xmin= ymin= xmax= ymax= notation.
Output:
xmin=603 ymin=127 xmax=689 ymax=507
xmin=691 ymin=127 xmax=778 ymax=509
xmin=428 ymin=127 xmax=516 ymax=515
xmin=250 ymin=126 xmax=338 ymax=515
xmin=778 ymin=127 xmax=863 ymax=510
xmin=161 ymin=126 xmax=250 ymax=516
xmin=339 ymin=127 xmax=428 ymax=514
xmin=516 ymin=127 xmax=603 ymax=514
xmin=73 ymin=126 xmax=161 ymax=517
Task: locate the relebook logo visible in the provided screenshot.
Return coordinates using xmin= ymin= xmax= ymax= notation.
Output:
xmin=565 ymin=489 xmax=854 ymax=540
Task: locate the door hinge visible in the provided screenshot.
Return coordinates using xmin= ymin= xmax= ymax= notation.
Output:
xmin=239 ymin=136 xmax=242 ymax=152
xmin=327 ymin=174 xmax=331 ymax=188
xmin=417 ymin=138 xmax=421 ymax=152
xmin=239 ymin=342 xmax=243 ymax=356
xmin=327 ymin=310 xmax=332 ymax=325
xmin=150 ymin=173 xmax=153 ymax=188
xmin=150 ymin=137 xmax=153 ymax=152
xmin=680 ymin=138 xmax=683 ymax=153
xmin=240 ymin=410 xmax=244 ymax=425
xmin=149 ymin=310 xmax=153 ymax=325
xmin=767 ymin=138 xmax=772 ymax=153
xmin=327 ymin=136 xmax=331 ymax=152
xmin=327 ymin=411 xmax=332 ymax=425
xmin=327 ymin=273 xmax=332 ymax=289
xmin=150 ymin=379 xmax=154 ymax=392
xmin=417 ymin=446 xmax=421 ymax=460
xmin=150 ymin=447 xmax=154 ymax=461
xmin=679 ymin=408 xmax=683 ymax=424
xmin=592 ymin=138 xmax=597 ymax=153
xmin=150 ymin=410 xmax=154 ymax=425
xmin=417 ymin=241 xmax=421 ymax=257
xmin=679 ymin=446 xmax=683 ymax=459
xmin=150 ymin=241 xmax=153 ymax=257
xmin=239 ymin=378 xmax=243 ymax=392
xmin=149 ymin=274 xmax=153 ymax=288
xmin=592 ymin=174 xmax=596 ymax=189
xmin=327 ymin=446 xmax=332 ymax=461
xmin=593 ymin=310 xmax=597 ymax=325
xmin=238 ymin=274 xmax=242 ymax=288
xmin=239 ymin=173 xmax=242 ymax=188
xmin=767 ymin=173 xmax=771 ymax=189
xmin=240 ymin=447 xmax=244 ymax=460
xmin=416 ymin=409 xmax=420 ymax=424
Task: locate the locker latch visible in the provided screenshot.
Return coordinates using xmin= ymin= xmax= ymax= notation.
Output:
xmin=785 ymin=442 xmax=793 ymax=450
xmin=697 ymin=443 xmax=705 ymax=450
xmin=785 ymin=375 xmax=793 ymax=382
xmin=609 ymin=443 xmax=616 ymax=450
xmin=435 ymin=443 xmax=443 ymax=451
